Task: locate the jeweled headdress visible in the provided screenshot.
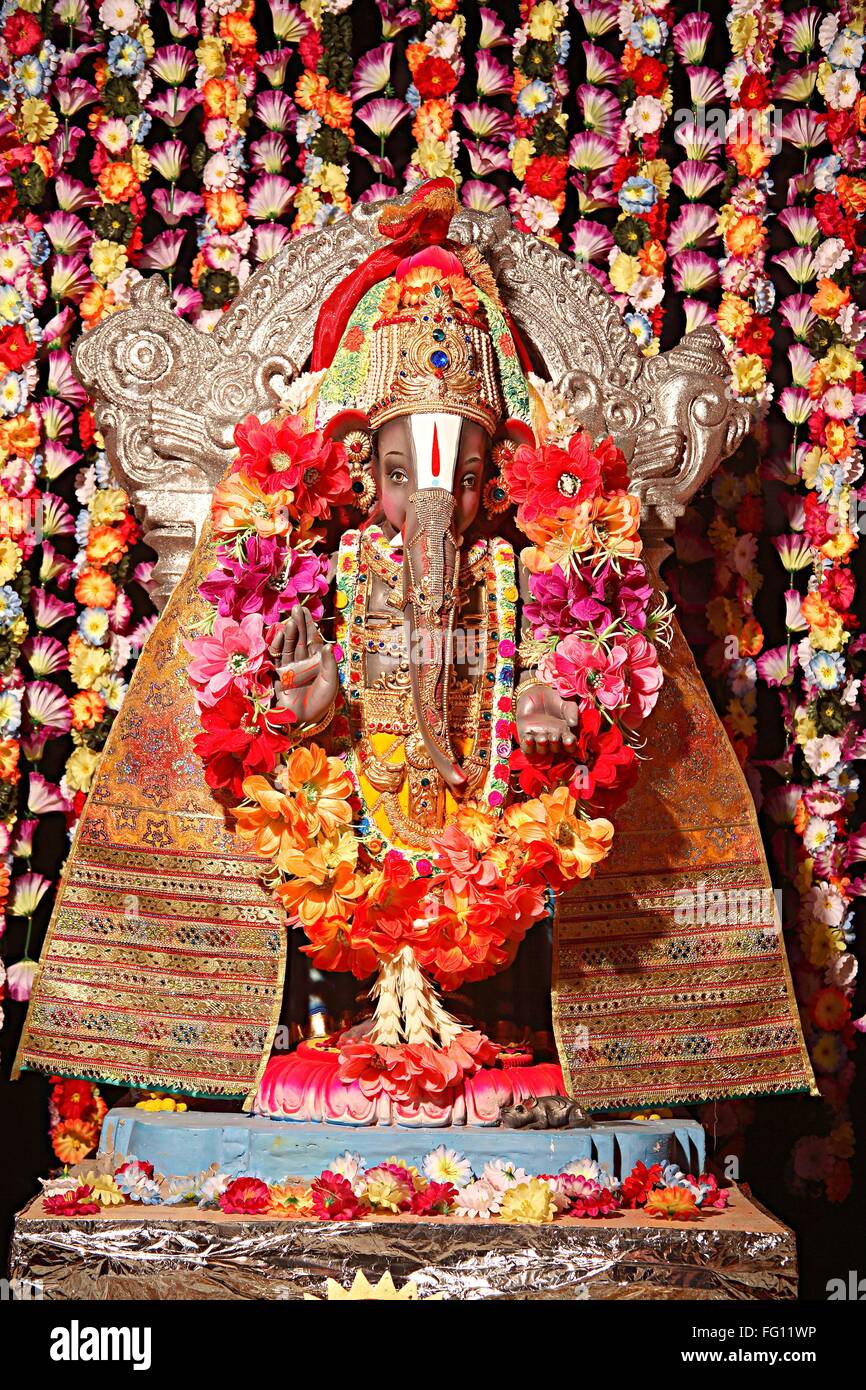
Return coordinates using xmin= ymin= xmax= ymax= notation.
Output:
xmin=310 ymin=179 xmax=532 ymax=438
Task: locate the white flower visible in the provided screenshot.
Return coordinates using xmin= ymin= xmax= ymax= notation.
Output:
xmin=422 ymin=1145 xmax=473 ymax=1188
xmin=197 ymin=1172 xmax=231 ymax=1206
xmin=520 ymin=195 xmax=559 ymax=235
xmin=803 ymin=735 xmax=843 ymax=777
xmin=98 ymin=0 xmax=139 ymax=32
xmin=427 ymin=21 xmax=460 ymax=59
xmin=453 ymin=1179 xmax=501 ymax=1218
xmin=330 ymin=1150 xmax=364 ymax=1190
xmin=803 ymin=817 xmax=835 ymax=854
xmin=827 ymin=31 xmax=865 ymax=69
xmin=279 ymin=369 xmax=327 ymax=416
xmin=814 ymin=238 xmax=851 ymax=279
xmin=818 ymin=14 xmax=839 ymax=53
xmin=482 ymin=1159 xmax=530 ymax=1193
xmin=202 ymin=153 xmax=240 ymax=192
xmin=624 ymin=95 xmax=665 ymax=137
xmin=804 ymin=883 xmax=845 ymax=927
xmin=824 ymin=70 xmax=859 ymax=110
xmin=723 ymin=59 xmax=748 ymax=101
xmin=630 ymin=274 xmax=665 ymax=311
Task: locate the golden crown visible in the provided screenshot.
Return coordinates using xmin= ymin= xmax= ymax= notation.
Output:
xmin=360 ymin=266 xmax=505 ymax=436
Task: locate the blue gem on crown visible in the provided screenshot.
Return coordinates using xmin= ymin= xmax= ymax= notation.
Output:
xmin=429 ymin=349 xmax=449 ymax=369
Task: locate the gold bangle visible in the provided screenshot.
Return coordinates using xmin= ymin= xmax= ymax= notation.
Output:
xmin=291 ymin=701 xmax=336 ymax=741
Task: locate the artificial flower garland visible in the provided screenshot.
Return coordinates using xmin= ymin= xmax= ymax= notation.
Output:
xmin=186 ymin=387 xmax=665 ymax=1104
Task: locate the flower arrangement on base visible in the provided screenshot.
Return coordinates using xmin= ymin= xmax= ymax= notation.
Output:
xmin=40 ymin=1147 xmax=729 ymax=1225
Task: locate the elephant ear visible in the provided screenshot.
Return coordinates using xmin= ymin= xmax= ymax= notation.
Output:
xmin=322 ymin=409 xmax=378 ymax=516
xmin=494 ymin=417 xmax=534 ymax=450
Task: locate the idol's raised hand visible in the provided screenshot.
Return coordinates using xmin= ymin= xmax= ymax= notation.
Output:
xmin=270 ymin=604 xmax=339 ymax=727
xmin=515 ymin=682 xmax=579 ymax=751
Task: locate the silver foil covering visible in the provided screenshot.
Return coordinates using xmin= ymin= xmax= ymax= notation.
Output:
xmin=9 ymin=1188 xmax=796 ymax=1300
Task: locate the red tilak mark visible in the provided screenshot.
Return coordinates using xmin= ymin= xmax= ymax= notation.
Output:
xmin=431 ymin=421 xmax=440 ymax=478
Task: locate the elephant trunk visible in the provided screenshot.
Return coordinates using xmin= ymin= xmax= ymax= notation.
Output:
xmin=402 ymin=487 xmax=467 ymax=794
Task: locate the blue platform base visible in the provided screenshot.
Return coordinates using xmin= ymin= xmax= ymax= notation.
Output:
xmin=100 ymin=1108 xmax=706 ymax=1184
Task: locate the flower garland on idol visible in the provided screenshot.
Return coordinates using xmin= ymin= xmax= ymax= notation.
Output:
xmin=40 ymin=1145 xmax=729 ymax=1225
xmin=187 ymin=391 xmax=665 ymax=1108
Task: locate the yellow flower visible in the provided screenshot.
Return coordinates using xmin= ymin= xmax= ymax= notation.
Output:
xmin=196 ymin=37 xmax=226 ymax=77
xmin=130 ymin=145 xmax=151 ymax=181
xmin=808 ymin=611 xmax=846 ymax=651
xmin=416 ymin=138 xmax=457 ymax=180
xmin=301 ymin=0 xmax=322 ymax=24
xmin=311 ymin=162 xmax=347 ymax=198
xmin=65 ymin=745 xmax=101 ymax=793
xmin=641 ymin=158 xmax=672 ymax=197
xmin=801 ymin=919 xmax=845 ymax=969
xmin=79 ymin=1173 xmax=126 ymax=1207
xmin=268 ymin=1183 xmax=313 ymax=1217
xmin=608 ymin=251 xmax=639 ymax=293
xmin=90 ymin=488 xmax=129 ymax=526
xmin=90 ymin=239 xmax=128 ymax=286
xmin=18 ymin=97 xmax=58 ymax=143
xmin=793 ymin=858 xmax=813 ymax=896
xmin=510 ymin=137 xmax=534 ymax=181
xmin=794 ymin=707 xmax=818 ymax=743
xmin=136 ymin=23 xmax=155 ymax=58
xmin=729 ymin=13 xmax=758 ymax=56
xmin=820 ymin=344 xmax=857 ymax=382
xmin=829 ymin=1122 xmax=855 ymax=1160
xmin=799 ymin=445 xmax=825 ymax=488
xmin=499 ymin=1179 xmax=557 ymax=1224
xmin=716 ymin=293 xmax=753 ymax=340
xmin=0 ymin=536 xmax=21 ymax=586
xmin=305 ymin=1272 xmax=439 ymax=1301
xmin=727 ymin=700 xmax=756 ymax=739
xmin=294 ymin=185 xmax=321 ymax=225
xmin=9 ymin=614 xmax=27 ymax=645
xmin=14 ymin=0 xmax=41 ymax=9
xmin=732 ymin=353 xmax=766 ymax=396
xmin=529 ymin=0 xmax=559 ymax=40
xmin=707 ymin=516 xmax=737 ymax=555
xmin=68 ymin=644 xmax=112 ymax=690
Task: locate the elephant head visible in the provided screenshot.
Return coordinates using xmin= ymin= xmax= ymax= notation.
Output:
xmin=328 ymin=408 xmax=529 ymax=793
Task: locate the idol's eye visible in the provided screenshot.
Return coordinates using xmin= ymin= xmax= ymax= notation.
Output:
xmin=388 ymin=468 xmax=409 ymax=485
xmin=462 ymin=472 xmax=478 ymax=490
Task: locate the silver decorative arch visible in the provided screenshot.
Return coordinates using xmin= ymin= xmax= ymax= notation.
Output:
xmin=73 ymin=198 xmax=751 ymax=609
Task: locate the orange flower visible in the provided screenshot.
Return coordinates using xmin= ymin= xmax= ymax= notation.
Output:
xmin=412 ymin=99 xmax=453 ymax=142
xmin=220 ymin=13 xmax=257 ymax=48
xmin=0 ymin=738 xmax=20 ymax=781
xmin=75 ymin=566 xmax=117 ymax=607
xmin=811 ymin=279 xmax=850 ymax=319
xmin=739 ymin=619 xmax=764 ymax=658
xmin=33 ymin=145 xmax=54 ymax=180
xmin=638 ymin=238 xmax=665 ymax=276
xmin=0 ymin=414 xmax=39 ymax=460
xmin=51 ymin=1118 xmax=100 ymax=1165
xmin=277 ymin=744 xmax=354 ymax=838
xmin=204 ymin=189 xmax=247 ymax=232
xmin=202 ymin=77 xmax=235 ymax=119
xmin=405 ymin=42 xmax=430 ymax=76
xmin=276 ymin=835 xmax=365 ymax=926
xmin=212 ymin=472 xmax=294 ymax=538
xmin=801 ymin=591 xmax=837 ymax=633
xmin=824 ymin=421 xmax=856 ymax=461
xmin=724 ymin=213 xmax=766 ymax=258
xmin=300 ymin=913 xmax=377 ymax=976
xmin=295 ymin=71 xmax=327 ymax=110
xmin=80 ymin=283 xmax=116 ymax=329
xmin=97 ymin=162 xmax=139 ymax=202
xmin=729 ymin=140 xmax=771 ymax=178
xmin=86 ymin=525 xmax=127 ymax=566
xmin=70 ymin=690 xmax=106 ymax=730
xmin=588 ymin=493 xmax=642 ymax=560
xmin=836 ymin=175 xmax=866 ymax=217
xmin=234 ymin=777 xmax=310 ymax=867
xmin=716 ymin=293 xmax=753 ymax=339
xmin=644 ymin=1185 xmax=700 ymax=1220
xmin=506 ymin=788 xmax=613 ymax=883
xmin=319 ymin=90 xmax=352 ymax=130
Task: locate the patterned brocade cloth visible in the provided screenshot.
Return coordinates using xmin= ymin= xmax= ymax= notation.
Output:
xmin=15 ymin=533 xmax=816 ymax=1110
xmin=553 ymin=602 xmax=817 ymax=1110
xmin=13 ymin=514 xmax=287 ymax=1106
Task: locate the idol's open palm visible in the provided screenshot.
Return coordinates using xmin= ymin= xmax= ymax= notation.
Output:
xmin=270 ymin=604 xmax=339 ymax=726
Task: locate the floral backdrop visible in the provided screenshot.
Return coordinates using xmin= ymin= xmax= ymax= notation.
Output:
xmin=0 ymin=0 xmax=863 ymax=1249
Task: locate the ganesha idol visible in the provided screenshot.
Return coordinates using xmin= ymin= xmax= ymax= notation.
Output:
xmin=15 ymin=182 xmax=816 ymax=1129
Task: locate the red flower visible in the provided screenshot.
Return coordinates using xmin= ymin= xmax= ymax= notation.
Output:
xmin=43 ymin=1185 xmax=101 ymax=1216
xmin=116 ymin=1159 xmax=154 ymax=1178
xmin=233 ymin=413 xmax=353 ymax=518
xmin=736 ymin=493 xmax=764 ymax=533
xmin=524 ymin=155 xmax=568 ymax=201
xmin=503 ymin=434 xmax=601 ymax=526
xmin=570 ymin=1185 xmax=620 ymax=1218
xmin=815 ymin=193 xmax=847 ymax=239
xmin=632 ymin=56 xmax=666 ymax=97
xmin=311 ymin=1170 xmax=367 ymax=1220
xmin=696 ymin=1174 xmax=729 ymax=1210
xmin=414 ymin=56 xmax=458 ymax=100
xmin=412 ymin=1181 xmax=458 ymax=1215
xmin=193 ymin=688 xmax=294 ymax=799
xmin=509 ymin=746 xmax=576 ymax=797
xmin=78 ymin=409 xmax=97 ymax=449
xmin=4 ymin=10 xmax=42 ymax=55
xmin=218 ymin=1176 xmax=272 ymax=1214
xmin=803 ymin=492 xmax=834 ymax=547
xmin=620 ymin=1161 xmax=663 ymax=1208
xmin=738 ymin=73 xmax=770 ymax=109
xmin=570 ymin=706 xmax=638 ymax=814
xmin=610 ymin=154 xmax=639 ymax=193
xmin=350 ymin=853 xmax=431 ymax=959
xmin=820 ymin=566 xmax=855 ymax=613
xmin=0 ymin=325 xmax=36 ymax=373
xmin=50 ymin=1078 xmax=99 ymax=1122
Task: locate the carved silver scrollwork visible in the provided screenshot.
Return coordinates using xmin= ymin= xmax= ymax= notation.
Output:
xmin=72 ymin=197 xmax=751 ymax=609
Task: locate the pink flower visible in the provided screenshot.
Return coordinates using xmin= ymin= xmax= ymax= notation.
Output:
xmin=542 ymin=637 xmax=629 ymax=711
xmin=621 ymin=633 xmax=663 ymax=727
xmin=185 ymin=613 xmax=270 ymax=707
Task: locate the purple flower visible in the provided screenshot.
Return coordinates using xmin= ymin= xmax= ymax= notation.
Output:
xmin=200 ymin=537 xmax=330 ymax=624
xmin=524 ymin=561 xmax=653 ymax=638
